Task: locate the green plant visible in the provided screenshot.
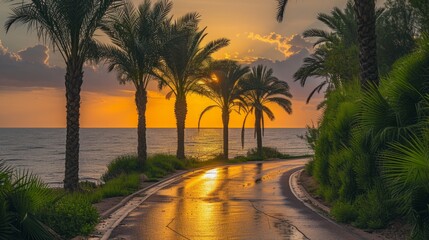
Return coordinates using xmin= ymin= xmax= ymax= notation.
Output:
xmin=331 ymin=201 xmax=357 ymax=223
xmin=246 ymin=147 xmax=289 ymax=160
xmin=40 ymin=194 xmax=99 ymax=239
xmin=102 ymin=155 xmax=142 ymax=182
xmin=381 ymin=134 xmax=429 ymax=239
xmin=97 ymin=173 xmax=140 ymax=198
xmin=0 ymin=161 xmax=59 ymax=240
xmin=352 ymin=185 xmax=392 ymax=229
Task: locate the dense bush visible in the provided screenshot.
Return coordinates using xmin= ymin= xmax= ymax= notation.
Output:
xmin=40 ymin=195 xmax=99 ymax=239
xmin=311 ymin=36 xmax=429 ymax=237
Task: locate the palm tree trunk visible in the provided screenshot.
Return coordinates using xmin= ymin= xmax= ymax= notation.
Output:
xmin=354 ymin=0 xmax=379 ymax=87
xmin=222 ymin=107 xmax=229 ymax=159
xmin=135 ymin=85 xmax=147 ymax=167
xmin=64 ymin=70 xmax=83 ymax=191
xmin=255 ymin=109 xmax=263 ymax=157
xmin=175 ymin=96 xmax=187 ymax=159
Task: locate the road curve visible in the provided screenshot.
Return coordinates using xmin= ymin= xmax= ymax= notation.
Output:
xmin=110 ymin=159 xmax=367 ymax=240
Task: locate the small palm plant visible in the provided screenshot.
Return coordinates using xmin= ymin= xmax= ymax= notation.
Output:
xmin=381 ymin=133 xmax=429 ymax=239
xmin=240 ymin=65 xmax=292 ymax=157
xmin=5 ymin=0 xmax=122 ymax=191
xmin=97 ymin=0 xmax=172 ymax=166
xmin=156 ymin=15 xmax=229 ymax=159
xmin=0 ymin=161 xmax=59 ymax=239
xmin=198 ymin=60 xmax=249 ymax=159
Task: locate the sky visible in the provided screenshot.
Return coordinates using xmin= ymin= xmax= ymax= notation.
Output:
xmin=0 ymin=0 xmax=352 ymax=128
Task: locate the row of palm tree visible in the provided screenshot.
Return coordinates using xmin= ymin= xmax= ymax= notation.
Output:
xmin=198 ymin=61 xmax=292 ymax=159
xmin=5 ymin=0 xmax=293 ymax=191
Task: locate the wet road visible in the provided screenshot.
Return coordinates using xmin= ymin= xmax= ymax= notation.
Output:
xmin=111 ymin=159 xmax=365 ymax=240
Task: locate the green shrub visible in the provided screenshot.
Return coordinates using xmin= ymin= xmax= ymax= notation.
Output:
xmin=246 ymin=147 xmax=289 ymax=160
xmin=40 ymin=194 xmax=99 ymax=239
xmin=97 ymin=173 xmax=140 ymax=198
xmin=352 ymin=185 xmax=392 ymax=229
xmin=304 ymin=160 xmax=314 ymax=176
xmin=102 ymin=155 xmax=141 ymax=182
xmin=331 ymin=201 xmax=357 ymax=223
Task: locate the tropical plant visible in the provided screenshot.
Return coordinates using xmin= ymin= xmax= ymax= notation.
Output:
xmin=0 ymin=161 xmax=59 ymax=240
xmin=381 ymin=134 xmax=429 ymax=239
xmin=156 ymin=14 xmax=229 ymax=159
xmin=240 ymin=65 xmax=292 ymax=156
xmin=98 ymin=0 xmax=171 ymax=166
xmin=5 ymin=0 xmax=122 ymax=191
xmin=198 ymin=60 xmax=249 ymax=159
xmin=276 ymin=0 xmax=379 ymax=86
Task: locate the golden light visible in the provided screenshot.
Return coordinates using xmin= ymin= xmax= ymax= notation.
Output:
xmin=203 ymin=169 xmax=218 ymax=180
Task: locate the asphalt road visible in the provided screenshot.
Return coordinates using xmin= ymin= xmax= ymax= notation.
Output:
xmin=110 ymin=159 xmax=366 ymax=240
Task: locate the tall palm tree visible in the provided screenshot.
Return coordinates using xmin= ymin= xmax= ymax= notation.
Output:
xmin=198 ymin=60 xmax=249 ymax=159
xmin=98 ymin=0 xmax=171 ymax=166
xmin=276 ymin=0 xmax=379 ymax=86
xmin=156 ymin=15 xmax=229 ymax=159
xmin=5 ymin=0 xmax=121 ymax=191
xmin=240 ymin=65 xmax=292 ymax=156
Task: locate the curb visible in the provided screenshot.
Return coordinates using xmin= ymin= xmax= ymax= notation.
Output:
xmin=290 ymin=169 xmax=385 ymax=240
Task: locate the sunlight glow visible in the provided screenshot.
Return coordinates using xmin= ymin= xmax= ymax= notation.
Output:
xmin=203 ymin=169 xmax=219 ymax=180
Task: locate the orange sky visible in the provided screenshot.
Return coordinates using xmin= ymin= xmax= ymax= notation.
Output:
xmin=0 ymin=0 xmax=352 ymax=128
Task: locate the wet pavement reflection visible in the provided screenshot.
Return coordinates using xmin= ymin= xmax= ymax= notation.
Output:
xmin=111 ymin=160 xmax=362 ymax=240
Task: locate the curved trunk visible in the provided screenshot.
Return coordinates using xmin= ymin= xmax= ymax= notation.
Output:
xmin=175 ymin=96 xmax=187 ymax=159
xmin=354 ymin=0 xmax=379 ymax=87
xmin=64 ymin=69 xmax=83 ymax=191
xmin=222 ymin=108 xmax=229 ymax=159
xmin=135 ymin=86 xmax=148 ymax=167
xmin=255 ymin=109 xmax=263 ymax=157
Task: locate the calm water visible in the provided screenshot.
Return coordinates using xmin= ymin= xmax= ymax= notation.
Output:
xmin=0 ymin=128 xmax=311 ymax=185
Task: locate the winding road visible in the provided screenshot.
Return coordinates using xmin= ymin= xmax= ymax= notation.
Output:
xmin=110 ymin=159 xmax=368 ymax=240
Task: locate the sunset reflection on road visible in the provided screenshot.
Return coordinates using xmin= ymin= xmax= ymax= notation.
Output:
xmin=112 ymin=160 xmax=308 ymax=239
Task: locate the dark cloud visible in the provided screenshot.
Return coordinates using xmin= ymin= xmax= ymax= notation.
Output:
xmin=18 ymin=45 xmax=49 ymax=65
xmin=0 ymin=41 xmax=133 ymax=95
xmin=289 ymin=34 xmax=314 ymax=51
xmin=249 ymin=49 xmax=325 ymax=103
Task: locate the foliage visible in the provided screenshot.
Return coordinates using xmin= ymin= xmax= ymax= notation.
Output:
xmin=246 ymin=147 xmax=290 ymax=160
xmin=239 ymin=65 xmax=292 ymax=155
xmin=155 ymin=11 xmax=229 ymax=159
xmin=102 ymin=155 xmax=143 ymax=182
xmin=331 ymin=201 xmax=357 ymax=223
xmin=5 ymin=0 xmax=122 ymax=191
xmin=0 ymin=161 xmax=59 ymax=240
xmin=381 ymin=134 xmax=429 ymax=239
xmin=298 ymin=123 xmax=319 ymax=151
xmin=310 ymin=36 xmax=429 ymax=237
xmin=39 ymin=194 xmax=99 ymax=239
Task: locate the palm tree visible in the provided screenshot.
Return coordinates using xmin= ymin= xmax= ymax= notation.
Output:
xmin=240 ymin=65 xmax=292 ymax=156
xmin=156 ymin=15 xmax=229 ymax=159
xmin=5 ymin=0 xmax=121 ymax=191
xmin=276 ymin=0 xmax=379 ymax=86
xmin=98 ymin=0 xmax=171 ymax=166
xmin=198 ymin=60 xmax=249 ymax=159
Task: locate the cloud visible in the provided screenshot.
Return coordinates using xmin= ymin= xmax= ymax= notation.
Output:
xmin=0 ymin=40 xmax=134 ymax=95
xmin=18 ymin=45 xmax=50 ymax=65
xmin=247 ymin=32 xmax=312 ymax=58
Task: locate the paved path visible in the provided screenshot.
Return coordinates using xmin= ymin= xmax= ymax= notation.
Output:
xmin=110 ymin=159 xmax=367 ymax=240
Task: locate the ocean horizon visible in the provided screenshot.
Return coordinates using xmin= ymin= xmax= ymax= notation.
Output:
xmin=0 ymin=128 xmax=311 ymax=186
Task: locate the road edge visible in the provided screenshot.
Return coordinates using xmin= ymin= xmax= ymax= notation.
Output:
xmin=289 ymin=168 xmax=386 ymax=240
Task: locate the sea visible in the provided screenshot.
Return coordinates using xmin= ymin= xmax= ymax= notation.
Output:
xmin=0 ymin=128 xmax=311 ymax=186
